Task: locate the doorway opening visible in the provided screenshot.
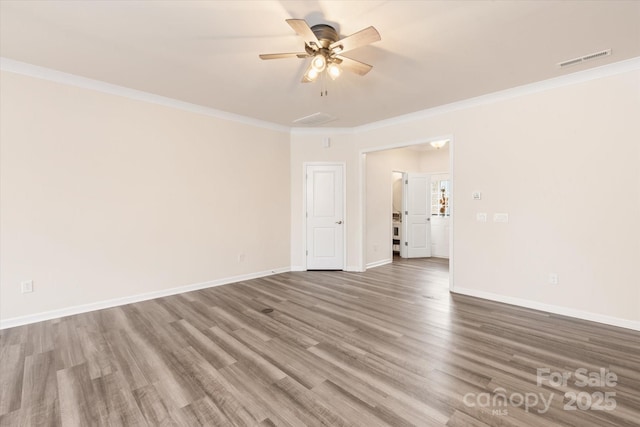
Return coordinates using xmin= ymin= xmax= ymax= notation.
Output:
xmin=361 ymin=137 xmax=453 ymax=290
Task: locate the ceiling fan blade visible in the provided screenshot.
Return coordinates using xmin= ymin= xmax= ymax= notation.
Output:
xmin=259 ymin=52 xmax=309 ymax=60
xmin=330 ymin=26 xmax=380 ymax=54
xmin=286 ymin=19 xmax=320 ymax=47
xmin=335 ymin=55 xmax=373 ymax=76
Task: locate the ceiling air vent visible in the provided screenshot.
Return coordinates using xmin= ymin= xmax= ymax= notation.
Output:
xmin=293 ymin=112 xmax=337 ymax=126
xmin=558 ymin=49 xmax=611 ymax=68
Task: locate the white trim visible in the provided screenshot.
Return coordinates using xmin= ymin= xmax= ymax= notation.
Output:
xmin=448 ymin=137 xmax=455 ymax=292
xmin=0 ymin=57 xmax=289 ymax=133
xmin=453 ymin=287 xmax=640 ymax=332
xmin=354 ymin=56 xmax=640 ymax=133
xmin=0 ymin=267 xmax=290 ymax=330
xmin=344 ymin=265 xmax=363 ymax=273
xmin=358 ymin=152 xmax=367 ymax=271
xmin=359 ymin=135 xmax=455 ymax=155
xmin=290 ymin=266 xmax=305 ymax=272
xmin=366 ymin=259 xmax=392 ymax=269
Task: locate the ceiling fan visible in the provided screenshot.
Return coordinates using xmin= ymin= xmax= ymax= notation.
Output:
xmin=259 ymin=19 xmax=381 ymax=83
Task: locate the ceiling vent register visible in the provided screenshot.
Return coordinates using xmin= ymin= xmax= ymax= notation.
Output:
xmin=558 ymin=49 xmax=611 ymax=68
xmin=293 ymin=112 xmax=337 ymax=126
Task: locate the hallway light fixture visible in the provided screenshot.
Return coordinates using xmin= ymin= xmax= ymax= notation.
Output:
xmin=430 ymin=140 xmax=449 ymax=149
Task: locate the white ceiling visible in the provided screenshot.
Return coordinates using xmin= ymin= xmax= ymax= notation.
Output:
xmin=1 ymin=1 xmax=639 ymax=128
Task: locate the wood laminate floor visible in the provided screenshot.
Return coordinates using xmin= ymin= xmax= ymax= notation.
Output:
xmin=1 ymin=258 xmax=639 ymax=426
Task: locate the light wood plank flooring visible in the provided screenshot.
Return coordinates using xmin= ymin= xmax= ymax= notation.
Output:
xmin=1 ymin=258 xmax=639 ymax=426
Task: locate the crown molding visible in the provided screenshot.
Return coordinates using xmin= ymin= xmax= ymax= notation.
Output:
xmin=354 ymin=56 xmax=640 ymax=133
xmin=3 ymin=56 xmax=638 ymax=136
xmin=0 ymin=57 xmax=290 ymax=133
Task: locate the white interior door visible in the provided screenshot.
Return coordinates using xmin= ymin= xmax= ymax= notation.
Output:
xmin=402 ymin=172 xmax=431 ymax=258
xmin=306 ymin=165 xmax=344 ymax=270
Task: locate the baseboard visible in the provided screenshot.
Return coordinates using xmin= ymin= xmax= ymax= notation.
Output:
xmin=290 ymin=265 xmax=365 ymax=272
xmin=452 ymin=287 xmax=640 ymax=332
xmin=366 ymin=259 xmax=393 ymax=269
xmin=0 ymin=266 xmax=291 ymax=330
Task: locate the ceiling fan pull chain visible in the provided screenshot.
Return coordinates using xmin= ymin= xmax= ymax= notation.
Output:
xmin=321 ymin=72 xmax=329 ymax=97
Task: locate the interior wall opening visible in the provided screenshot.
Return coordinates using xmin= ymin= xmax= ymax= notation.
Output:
xmin=362 ymin=138 xmax=453 ymax=290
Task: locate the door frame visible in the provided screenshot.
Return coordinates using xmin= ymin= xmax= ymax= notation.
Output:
xmin=359 ymin=135 xmax=455 ymax=292
xmin=303 ymin=162 xmax=347 ymax=271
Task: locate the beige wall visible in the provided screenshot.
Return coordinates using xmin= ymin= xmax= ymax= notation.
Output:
xmin=419 ymin=147 xmax=450 ymax=173
xmin=3 ymin=61 xmax=639 ymax=330
xmin=365 ymin=70 xmax=640 ymax=323
xmin=291 ymin=66 xmax=640 ymax=326
xmin=364 ymin=148 xmax=421 ymax=266
xmin=0 ymin=71 xmax=291 ymax=322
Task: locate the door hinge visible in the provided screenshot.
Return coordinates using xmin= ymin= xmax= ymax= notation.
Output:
xmin=405 ymin=180 xmax=408 ymax=184
xmin=405 ymin=211 xmax=408 ymax=215
xmin=405 ymin=242 xmax=408 ymax=246
xmin=306 ymin=250 xmax=308 ymax=256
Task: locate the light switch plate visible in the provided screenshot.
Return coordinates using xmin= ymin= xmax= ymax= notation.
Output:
xmin=476 ymin=212 xmax=487 ymax=222
xmin=21 ymin=280 xmax=34 ymax=293
xmin=472 ymin=191 xmax=482 ymax=200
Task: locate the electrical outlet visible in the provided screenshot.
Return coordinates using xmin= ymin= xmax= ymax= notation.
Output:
xmin=476 ymin=212 xmax=487 ymax=222
xmin=21 ymin=280 xmax=34 ymax=293
xmin=494 ymin=213 xmax=509 ymax=223
xmin=549 ymin=273 xmax=558 ymax=285
xmin=238 ymin=253 xmax=245 ymax=263
xmin=472 ymin=191 xmax=482 ymax=200
xmin=373 ymin=244 xmax=378 ymax=252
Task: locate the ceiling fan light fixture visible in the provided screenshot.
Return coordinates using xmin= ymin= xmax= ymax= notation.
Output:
xmin=328 ymin=63 xmax=341 ymax=80
xmin=305 ymin=67 xmax=319 ymax=81
xmin=311 ymin=54 xmax=326 ymax=72
xmin=259 ymin=18 xmax=381 ymax=87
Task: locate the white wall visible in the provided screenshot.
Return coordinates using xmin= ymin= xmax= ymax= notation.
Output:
xmin=291 ymin=62 xmax=640 ymax=328
xmin=0 ymin=71 xmax=291 ymax=324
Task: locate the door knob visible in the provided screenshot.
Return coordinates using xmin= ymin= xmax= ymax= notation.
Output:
xmin=336 ymin=220 xmax=343 ymax=224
